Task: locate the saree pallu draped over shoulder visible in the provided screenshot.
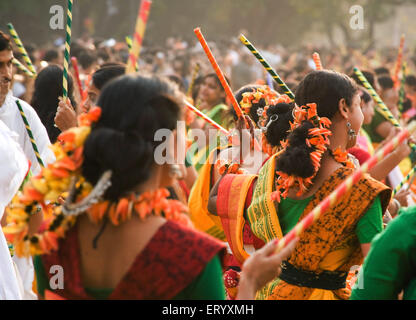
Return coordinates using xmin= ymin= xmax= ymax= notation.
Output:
xmin=247 ymin=154 xmax=391 ymax=300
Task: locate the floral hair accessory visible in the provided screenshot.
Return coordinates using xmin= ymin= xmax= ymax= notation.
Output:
xmin=215 ymin=158 xmax=247 ymax=175
xmin=270 ymin=103 xmax=333 ymax=202
xmin=239 ymin=86 xmax=279 ymax=117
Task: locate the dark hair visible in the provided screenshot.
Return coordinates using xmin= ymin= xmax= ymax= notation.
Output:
xmin=82 ymin=75 xmax=181 ymax=201
xmin=92 ymin=64 xmax=126 ymax=90
xmin=374 ymin=67 xmax=390 ymax=76
xmin=79 ymin=50 xmax=97 ymax=70
xmin=0 ymin=30 xmax=12 ymax=51
xmin=43 ymin=49 xmax=59 ymax=62
xmin=378 ymin=76 xmax=394 ymax=90
xmin=360 ymin=88 xmax=372 ymax=104
xmin=31 ymin=64 xmax=77 ymax=143
xmin=350 ymin=70 xmax=375 ymax=88
xmin=202 ymin=73 xmax=228 ymax=103
xmin=405 ymin=75 xmax=416 ymax=88
xmin=277 ymin=70 xmax=358 ymax=178
xmin=232 ymin=84 xmax=272 ymax=124
xmin=264 ymin=103 xmax=294 ymax=147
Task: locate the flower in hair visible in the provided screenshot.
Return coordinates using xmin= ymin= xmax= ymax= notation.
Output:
xmin=271 ymin=103 xmax=334 ymax=202
xmin=239 ymin=86 xmax=279 ymax=116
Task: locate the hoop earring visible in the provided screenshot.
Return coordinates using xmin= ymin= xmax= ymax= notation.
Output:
xmin=169 ymin=164 xmax=183 ymax=179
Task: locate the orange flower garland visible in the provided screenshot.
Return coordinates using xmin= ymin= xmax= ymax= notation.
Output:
xmin=4 ymin=106 xmax=191 ymax=257
xmin=239 ymin=86 xmax=279 ymax=117
xmin=215 ymin=158 xmax=247 ymax=175
xmin=270 ymin=103 xmax=332 ymax=202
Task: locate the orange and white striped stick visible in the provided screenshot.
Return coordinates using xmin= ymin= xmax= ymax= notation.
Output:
xmin=393 ymin=34 xmax=405 ymax=88
xmin=274 ymin=121 xmax=416 ymax=253
xmin=194 ymin=28 xmax=243 ymax=119
xmin=184 ymin=100 xmax=229 ymax=135
xmin=126 ymin=0 xmax=152 ymax=74
xmin=313 ymin=52 xmax=323 ymax=70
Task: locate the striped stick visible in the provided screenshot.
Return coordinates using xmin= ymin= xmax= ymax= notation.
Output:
xmin=15 ymin=100 xmax=44 ymax=167
xmin=7 ymin=23 xmax=37 ymax=75
xmin=393 ymin=166 xmax=416 ymax=196
xmin=70 ymin=57 xmax=84 ymax=100
xmin=239 ymin=34 xmax=295 ymax=100
xmin=184 ymin=100 xmax=229 ymax=135
xmin=275 ymin=121 xmax=416 ymax=253
xmin=125 ymin=36 xmax=138 ymax=72
xmin=354 ymin=67 xmax=416 ymax=153
xmin=187 ymin=63 xmax=200 ymax=97
xmin=194 ymin=28 xmax=243 ymax=118
xmin=393 ymin=34 xmax=405 ymax=88
xmin=313 ymin=52 xmax=323 ymax=70
xmin=63 ymin=0 xmax=73 ymax=99
xmin=126 ymin=0 xmax=152 ymax=74
xmin=398 ymin=62 xmax=407 ymax=113
xmin=354 ymin=67 xmax=401 ymax=128
xmin=12 ymin=58 xmax=35 ymax=78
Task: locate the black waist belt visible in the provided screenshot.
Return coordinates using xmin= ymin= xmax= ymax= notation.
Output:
xmin=279 ymin=261 xmax=348 ymax=290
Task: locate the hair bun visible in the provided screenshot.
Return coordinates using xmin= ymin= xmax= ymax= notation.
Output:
xmin=276 ymin=121 xmax=315 ymax=178
xmin=264 ymin=102 xmax=294 ymax=147
xmin=83 ymin=128 xmax=154 ymax=200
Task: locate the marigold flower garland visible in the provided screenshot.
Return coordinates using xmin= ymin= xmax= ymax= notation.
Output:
xmin=4 ymin=107 xmax=191 ymax=257
xmin=270 ymin=103 xmax=332 ymax=202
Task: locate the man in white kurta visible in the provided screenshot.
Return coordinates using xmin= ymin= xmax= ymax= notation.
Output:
xmin=0 ymin=30 xmax=55 ymax=299
xmin=0 ymin=120 xmax=29 ymax=299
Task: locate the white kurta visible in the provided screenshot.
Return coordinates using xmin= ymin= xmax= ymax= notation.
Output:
xmin=0 ymin=91 xmax=56 ymax=300
xmin=0 ymin=120 xmax=29 ymax=300
xmin=0 ymin=91 xmax=55 ymax=175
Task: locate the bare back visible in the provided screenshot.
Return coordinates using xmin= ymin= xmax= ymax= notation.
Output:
xmin=77 ymin=214 xmax=166 ymax=289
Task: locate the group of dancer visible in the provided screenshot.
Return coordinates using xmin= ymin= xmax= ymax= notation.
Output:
xmin=1 ymin=21 xmax=416 ymax=300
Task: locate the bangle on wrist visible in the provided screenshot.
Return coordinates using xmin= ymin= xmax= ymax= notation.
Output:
xmin=393 ymin=198 xmax=401 ymax=213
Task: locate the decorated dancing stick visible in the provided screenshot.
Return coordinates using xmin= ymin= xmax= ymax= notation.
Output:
xmin=312 ymin=52 xmax=323 ymax=70
xmin=398 ymin=62 xmax=407 ymax=113
xmin=126 ymin=0 xmax=152 ymax=74
xmin=194 ymin=28 xmax=244 ymax=118
xmin=393 ymin=166 xmax=416 ymax=196
xmin=12 ymin=58 xmax=35 ymax=78
xmin=63 ymin=0 xmax=73 ymax=99
xmin=354 ymin=67 xmax=400 ymax=128
xmin=393 ymin=34 xmax=405 ymax=88
xmin=354 ymin=67 xmax=416 ymax=153
xmin=70 ymin=57 xmax=85 ymax=101
xmin=7 ymin=23 xmax=37 ymax=75
xmin=15 ymin=100 xmax=44 ymax=167
xmin=187 ymin=63 xmax=200 ymax=97
xmin=239 ymin=34 xmax=295 ymax=100
xmin=274 ymin=121 xmax=416 ymax=253
xmin=184 ymin=100 xmax=229 ymax=135
xmin=125 ymin=36 xmax=138 ymax=72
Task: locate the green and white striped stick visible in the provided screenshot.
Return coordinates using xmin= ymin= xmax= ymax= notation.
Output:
xmin=393 ymin=166 xmax=416 ymax=196
xmin=15 ymin=100 xmax=44 ymax=167
xmin=398 ymin=62 xmax=407 ymax=113
xmin=187 ymin=63 xmax=200 ymax=97
xmin=63 ymin=0 xmax=73 ymax=99
xmin=239 ymin=34 xmax=295 ymax=100
xmin=12 ymin=58 xmax=35 ymax=78
xmin=7 ymin=23 xmax=37 ymax=75
xmin=354 ymin=67 xmax=416 ymax=154
xmin=353 ymin=67 xmax=401 ymax=128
